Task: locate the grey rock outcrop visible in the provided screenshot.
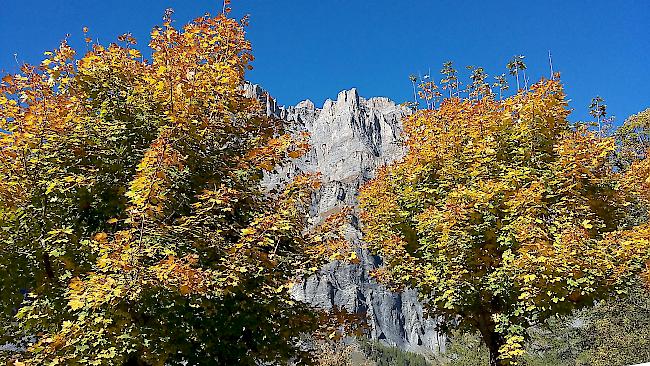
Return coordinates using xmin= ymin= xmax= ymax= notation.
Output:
xmin=244 ymin=83 xmax=446 ymax=355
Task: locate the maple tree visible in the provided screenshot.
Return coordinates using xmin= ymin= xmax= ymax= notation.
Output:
xmin=358 ymin=77 xmax=650 ymax=365
xmin=0 ymin=9 xmax=352 ymax=365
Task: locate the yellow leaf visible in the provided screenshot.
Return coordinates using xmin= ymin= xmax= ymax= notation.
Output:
xmin=69 ymin=298 xmax=84 ymax=310
xmin=523 ymin=274 xmax=536 ymax=283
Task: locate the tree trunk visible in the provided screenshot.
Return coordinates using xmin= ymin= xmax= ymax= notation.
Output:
xmin=42 ymin=252 xmax=57 ymax=284
xmin=523 ymin=69 xmax=528 ymax=91
xmin=485 ymin=331 xmax=506 ymax=366
xmin=515 ymin=71 xmax=520 ymax=92
xmin=124 ymin=353 xmax=151 ymax=366
xmin=412 ymin=83 xmax=418 ymax=106
xmin=477 ymin=316 xmax=507 ymax=366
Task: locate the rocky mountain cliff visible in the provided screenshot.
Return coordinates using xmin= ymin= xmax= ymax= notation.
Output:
xmin=244 ymin=84 xmax=447 ymax=355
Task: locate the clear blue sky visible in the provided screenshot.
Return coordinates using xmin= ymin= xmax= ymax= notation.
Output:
xmin=1 ymin=1 xmax=648 ymax=122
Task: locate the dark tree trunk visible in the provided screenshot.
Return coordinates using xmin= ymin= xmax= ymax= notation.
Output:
xmin=42 ymin=252 xmax=56 ymax=283
xmin=124 ymin=354 xmax=150 ymax=366
xmin=477 ymin=314 xmax=507 ymax=366
xmin=485 ymin=331 xmax=506 ymax=366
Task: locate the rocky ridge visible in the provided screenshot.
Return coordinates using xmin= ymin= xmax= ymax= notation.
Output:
xmin=244 ymin=83 xmax=446 ymax=354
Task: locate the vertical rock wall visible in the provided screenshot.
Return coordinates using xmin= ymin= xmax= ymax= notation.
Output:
xmin=244 ymin=84 xmax=446 ymax=354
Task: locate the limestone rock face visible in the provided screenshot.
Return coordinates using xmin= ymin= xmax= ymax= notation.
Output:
xmin=243 ymin=83 xmax=446 ymax=354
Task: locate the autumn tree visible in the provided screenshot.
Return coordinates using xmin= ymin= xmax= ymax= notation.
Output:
xmin=358 ymin=78 xmax=650 ymax=365
xmin=0 ymin=9 xmax=350 ymax=365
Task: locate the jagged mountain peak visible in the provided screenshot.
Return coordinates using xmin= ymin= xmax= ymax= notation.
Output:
xmin=333 ymin=88 xmax=359 ymax=107
xmin=295 ymin=99 xmax=315 ymax=111
xmin=243 ymin=82 xmax=403 ymax=120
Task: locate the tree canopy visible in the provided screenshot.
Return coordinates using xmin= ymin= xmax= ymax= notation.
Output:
xmin=358 ymin=78 xmax=650 ymax=365
xmin=0 ymin=10 xmax=350 ymax=365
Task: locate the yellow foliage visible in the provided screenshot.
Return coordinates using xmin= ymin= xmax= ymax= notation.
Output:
xmin=1 ymin=9 xmax=349 ymax=365
xmin=359 ymin=78 xmax=650 ymax=364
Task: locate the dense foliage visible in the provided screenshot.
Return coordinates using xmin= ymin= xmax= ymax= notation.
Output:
xmin=358 ymin=78 xmax=650 ymax=365
xmin=0 ymin=10 xmax=351 ymax=365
